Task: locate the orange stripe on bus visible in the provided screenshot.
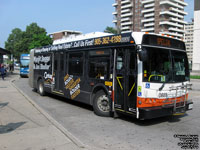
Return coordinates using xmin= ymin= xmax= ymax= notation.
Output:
xmin=137 ymin=94 xmax=188 ymax=108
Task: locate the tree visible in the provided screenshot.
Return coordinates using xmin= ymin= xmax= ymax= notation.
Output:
xmin=5 ymin=22 xmax=52 ymax=60
xmin=104 ymin=26 xmax=118 ymax=34
xmin=24 ymin=23 xmax=52 ymax=50
xmin=5 ymin=28 xmax=23 ymax=60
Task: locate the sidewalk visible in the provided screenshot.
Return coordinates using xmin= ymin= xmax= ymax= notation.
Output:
xmin=0 ymin=72 xmax=88 ymax=150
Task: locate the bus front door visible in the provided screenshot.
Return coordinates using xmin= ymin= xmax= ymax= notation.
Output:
xmin=114 ymin=48 xmax=137 ymax=115
xmin=52 ymin=52 xmax=64 ymax=93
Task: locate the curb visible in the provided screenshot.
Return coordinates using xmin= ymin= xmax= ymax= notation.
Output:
xmin=10 ymin=78 xmax=87 ymax=149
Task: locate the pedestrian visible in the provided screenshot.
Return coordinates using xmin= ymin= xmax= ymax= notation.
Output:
xmin=1 ymin=64 xmax=6 ymax=80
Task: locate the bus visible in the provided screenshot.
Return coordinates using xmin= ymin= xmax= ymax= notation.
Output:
xmin=20 ymin=54 xmax=30 ymax=77
xmin=29 ymin=32 xmax=193 ymax=120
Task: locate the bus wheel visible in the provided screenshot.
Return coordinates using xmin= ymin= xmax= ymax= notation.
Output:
xmin=93 ymin=90 xmax=110 ymax=117
xmin=38 ymin=79 xmax=46 ymax=96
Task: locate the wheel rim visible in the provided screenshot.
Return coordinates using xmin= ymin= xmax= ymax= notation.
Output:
xmin=97 ymin=95 xmax=110 ymax=112
xmin=39 ymin=83 xmax=43 ymax=94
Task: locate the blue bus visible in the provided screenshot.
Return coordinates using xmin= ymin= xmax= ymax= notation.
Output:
xmin=20 ymin=54 xmax=30 ymax=77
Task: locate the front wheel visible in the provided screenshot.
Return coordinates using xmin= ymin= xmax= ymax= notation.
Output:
xmin=93 ymin=90 xmax=111 ymax=117
xmin=38 ymin=79 xmax=46 ymax=96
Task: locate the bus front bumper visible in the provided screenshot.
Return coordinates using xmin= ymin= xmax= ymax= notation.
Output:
xmin=139 ymin=100 xmax=193 ymax=120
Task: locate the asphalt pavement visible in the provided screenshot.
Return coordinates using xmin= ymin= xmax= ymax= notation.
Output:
xmin=0 ymin=72 xmax=90 ymax=150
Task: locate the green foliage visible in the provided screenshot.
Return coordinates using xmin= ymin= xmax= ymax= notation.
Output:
xmin=104 ymin=26 xmax=118 ymax=34
xmin=190 ymin=75 xmax=200 ymax=79
xmin=5 ymin=28 xmax=23 ymax=60
xmin=5 ymin=22 xmax=52 ymax=60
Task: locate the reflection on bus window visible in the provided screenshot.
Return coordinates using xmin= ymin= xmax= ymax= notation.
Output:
xmin=143 ymin=47 xmax=189 ymax=83
xmin=143 ymin=47 xmax=171 ymax=83
xmin=117 ymin=52 xmax=123 ymax=70
xmin=89 ymin=49 xmax=110 ymax=80
xmin=69 ymin=53 xmax=83 ymax=76
xmin=172 ymin=51 xmax=189 ymax=82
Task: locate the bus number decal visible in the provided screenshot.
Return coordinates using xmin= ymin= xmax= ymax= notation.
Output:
xmin=64 ymin=74 xmax=81 ymax=99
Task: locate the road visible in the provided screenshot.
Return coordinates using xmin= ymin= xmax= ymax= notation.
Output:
xmin=14 ymin=78 xmax=200 ymax=150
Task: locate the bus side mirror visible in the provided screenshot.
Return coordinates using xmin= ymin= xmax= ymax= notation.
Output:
xmin=138 ymin=48 xmax=148 ymax=62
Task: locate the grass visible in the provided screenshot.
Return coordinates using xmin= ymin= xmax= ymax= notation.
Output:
xmin=190 ymin=75 xmax=200 ymax=79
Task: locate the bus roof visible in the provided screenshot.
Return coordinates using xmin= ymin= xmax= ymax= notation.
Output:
xmin=34 ymin=32 xmax=185 ymax=54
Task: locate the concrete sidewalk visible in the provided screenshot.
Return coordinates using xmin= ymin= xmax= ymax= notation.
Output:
xmin=0 ymin=73 xmax=89 ymax=150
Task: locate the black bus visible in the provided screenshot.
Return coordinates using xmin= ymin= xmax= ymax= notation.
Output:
xmin=29 ymin=32 xmax=193 ymax=119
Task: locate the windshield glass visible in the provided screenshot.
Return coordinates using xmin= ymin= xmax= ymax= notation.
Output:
xmin=20 ymin=59 xmax=29 ymax=67
xmin=143 ymin=47 xmax=189 ymax=83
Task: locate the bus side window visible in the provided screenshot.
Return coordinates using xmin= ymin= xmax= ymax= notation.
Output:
xmin=117 ymin=52 xmax=124 ymax=71
xmin=68 ymin=52 xmax=83 ymax=76
xmin=129 ymin=52 xmax=136 ymax=70
xmin=88 ymin=50 xmax=110 ymax=80
xmin=60 ymin=53 xmax=64 ymax=71
xmin=54 ymin=60 xmax=57 ymax=71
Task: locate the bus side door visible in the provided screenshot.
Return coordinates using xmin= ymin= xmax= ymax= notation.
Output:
xmin=53 ymin=52 xmax=64 ymax=93
xmin=114 ymin=48 xmax=137 ymax=115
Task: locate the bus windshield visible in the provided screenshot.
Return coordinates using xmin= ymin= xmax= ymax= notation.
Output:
xmin=20 ymin=59 xmax=29 ymax=67
xmin=143 ymin=47 xmax=189 ymax=83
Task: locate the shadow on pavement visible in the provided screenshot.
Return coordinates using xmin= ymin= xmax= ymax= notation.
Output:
xmin=0 ymin=122 xmax=26 ymax=134
xmin=0 ymin=102 xmax=9 ymax=108
xmin=118 ymin=113 xmax=188 ymax=126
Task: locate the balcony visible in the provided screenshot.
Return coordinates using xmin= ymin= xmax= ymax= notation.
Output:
xmin=112 ymin=19 xmax=117 ymax=23
xmin=121 ymin=21 xmax=132 ymax=26
xmin=141 ymin=18 xmax=154 ymax=23
xmin=121 ymin=0 xmax=131 ymax=4
xmin=121 ymin=17 xmax=130 ymax=22
xmin=121 ymin=3 xmax=133 ymax=9
xmin=160 ymin=1 xmax=183 ymax=9
xmin=121 ymin=12 xmax=133 ymax=18
xmin=169 ymin=27 xmax=185 ymax=33
xmin=169 ymin=7 xmax=188 ymax=15
xmin=121 ymin=9 xmax=131 ymax=14
xmin=144 ymin=3 xmax=155 ymax=8
xmin=144 ymin=22 xmax=155 ymax=27
xmin=160 ymin=21 xmax=183 ymax=28
xmin=141 ymin=0 xmax=154 ymax=5
xmin=112 ymin=11 xmax=118 ymax=15
xmin=141 ymin=8 xmax=154 ymax=14
xmin=170 ymin=17 xmax=187 ymax=24
xmin=171 ymin=0 xmax=188 ymax=6
xmin=160 ymin=11 xmax=183 ymax=19
xmin=141 ymin=27 xmax=154 ymax=32
xmin=121 ymin=26 xmax=131 ymax=30
xmin=144 ymin=12 xmax=154 ymax=18
xmin=112 ymin=3 xmax=118 ymax=7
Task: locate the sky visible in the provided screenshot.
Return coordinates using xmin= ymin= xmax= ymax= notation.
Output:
xmin=0 ymin=0 xmax=194 ymax=48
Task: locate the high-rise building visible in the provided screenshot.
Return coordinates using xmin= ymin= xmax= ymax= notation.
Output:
xmin=112 ymin=0 xmax=188 ymax=39
xmin=192 ymin=0 xmax=200 ymax=71
xmin=184 ymin=21 xmax=194 ymax=68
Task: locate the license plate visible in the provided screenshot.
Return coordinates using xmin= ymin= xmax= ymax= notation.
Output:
xmin=188 ymin=104 xmax=193 ymax=110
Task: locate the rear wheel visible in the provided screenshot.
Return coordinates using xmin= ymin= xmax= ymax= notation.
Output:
xmin=38 ymin=79 xmax=46 ymax=96
xmin=93 ymin=90 xmax=110 ymax=117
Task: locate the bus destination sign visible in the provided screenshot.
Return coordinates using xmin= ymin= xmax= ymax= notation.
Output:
xmin=35 ymin=33 xmax=134 ymax=53
xmin=142 ymin=34 xmax=185 ymax=50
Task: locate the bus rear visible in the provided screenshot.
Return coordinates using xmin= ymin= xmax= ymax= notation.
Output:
xmin=136 ymin=33 xmax=193 ymax=119
xmin=20 ymin=54 xmax=30 ymax=77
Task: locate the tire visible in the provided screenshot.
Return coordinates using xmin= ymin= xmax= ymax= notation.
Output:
xmin=38 ymin=79 xmax=46 ymax=96
xmin=93 ymin=90 xmax=111 ymax=117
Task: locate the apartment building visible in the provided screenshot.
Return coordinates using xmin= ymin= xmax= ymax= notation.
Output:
xmin=112 ymin=0 xmax=188 ymax=39
xmin=184 ymin=21 xmax=194 ymax=68
xmin=192 ymin=0 xmax=200 ymax=71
